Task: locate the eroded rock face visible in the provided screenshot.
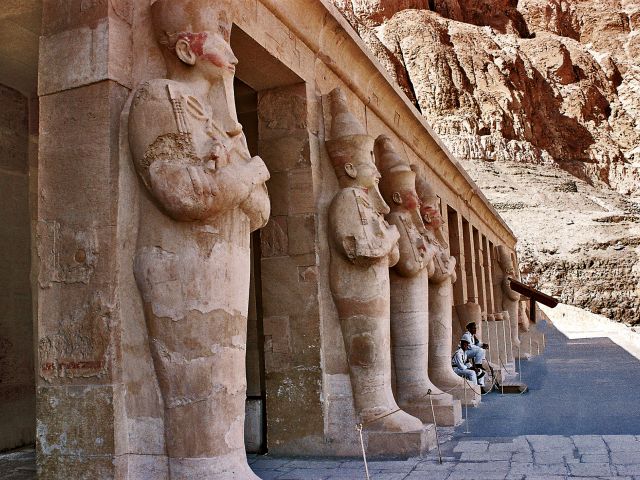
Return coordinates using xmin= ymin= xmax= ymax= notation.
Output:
xmin=333 ymin=0 xmax=640 ymax=324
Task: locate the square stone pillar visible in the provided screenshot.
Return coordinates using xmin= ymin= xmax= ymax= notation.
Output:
xmin=36 ymin=1 xmax=132 ymax=477
xmin=474 ymin=230 xmax=486 ymax=315
xmin=483 ymin=237 xmax=495 ymax=314
xmin=446 ymin=207 xmax=466 ymax=306
xmin=462 ymin=218 xmax=477 ymax=304
xmin=256 ymin=84 xmax=325 ymax=455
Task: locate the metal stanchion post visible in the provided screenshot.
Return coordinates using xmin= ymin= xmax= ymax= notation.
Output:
xmin=518 ymin=346 xmax=522 ymax=382
xmin=463 ymin=381 xmax=470 ymax=434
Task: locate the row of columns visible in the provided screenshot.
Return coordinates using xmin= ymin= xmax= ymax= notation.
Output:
xmin=442 ymin=204 xmax=545 ymax=383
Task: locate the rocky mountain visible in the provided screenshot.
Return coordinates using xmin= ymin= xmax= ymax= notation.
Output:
xmin=333 ymin=0 xmax=640 ymax=324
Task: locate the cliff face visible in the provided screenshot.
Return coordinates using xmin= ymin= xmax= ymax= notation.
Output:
xmin=334 ymin=0 xmax=640 ymax=324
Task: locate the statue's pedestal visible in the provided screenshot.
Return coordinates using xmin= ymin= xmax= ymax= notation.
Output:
xmin=402 ymin=400 xmax=462 ymax=426
xmin=363 ymin=424 xmax=437 ymax=458
xmin=449 ymin=385 xmax=481 ymax=406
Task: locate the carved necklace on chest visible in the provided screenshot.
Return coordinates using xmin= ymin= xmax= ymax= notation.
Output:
xmin=167 ymin=85 xmax=245 ymax=163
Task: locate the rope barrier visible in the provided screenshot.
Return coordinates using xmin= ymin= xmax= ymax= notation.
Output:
xmin=361 ymin=408 xmax=402 ymax=427
xmin=427 ymin=390 xmax=442 ymax=464
xmin=355 ymin=424 xmax=371 ymax=480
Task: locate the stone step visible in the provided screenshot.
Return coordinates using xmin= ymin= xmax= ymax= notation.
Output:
xmin=500 ymin=382 xmax=528 ymax=394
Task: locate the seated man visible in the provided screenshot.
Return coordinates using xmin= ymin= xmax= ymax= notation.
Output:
xmin=462 ymin=322 xmax=488 ymax=374
xmin=452 ymin=339 xmax=485 ymax=386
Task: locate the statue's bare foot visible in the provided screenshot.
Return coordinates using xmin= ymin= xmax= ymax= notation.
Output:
xmin=364 ymin=408 xmax=423 ymax=433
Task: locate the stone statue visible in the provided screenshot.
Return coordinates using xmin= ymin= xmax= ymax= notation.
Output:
xmin=376 ymin=136 xmax=460 ymax=426
xmin=496 ymin=246 xmax=521 ymax=356
xmin=326 ymin=88 xmax=422 ymax=433
xmin=414 ymin=172 xmax=477 ymax=405
xmin=127 ymin=0 xmax=269 ymax=477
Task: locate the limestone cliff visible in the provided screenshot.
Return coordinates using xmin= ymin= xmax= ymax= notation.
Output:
xmin=333 ymin=0 xmax=640 ymax=324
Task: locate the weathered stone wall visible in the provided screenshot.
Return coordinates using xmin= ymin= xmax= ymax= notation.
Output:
xmin=0 ymin=84 xmax=34 ymax=451
xmin=35 ymin=1 xmax=519 ymax=475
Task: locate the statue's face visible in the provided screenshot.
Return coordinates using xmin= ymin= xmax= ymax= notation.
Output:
xmin=420 ymin=203 xmax=443 ymax=230
xmin=176 ymin=25 xmax=237 ymax=78
xmin=391 ymin=189 xmax=420 ymax=211
xmin=200 ymin=26 xmax=237 ymax=75
xmin=353 ymin=162 xmax=381 ymax=190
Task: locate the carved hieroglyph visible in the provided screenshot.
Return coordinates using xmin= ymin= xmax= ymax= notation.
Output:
xmin=414 ymin=174 xmax=478 ymax=405
xmin=128 ymin=1 xmax=269 ymax=478
xmin=326 ymin=88 xmax=422 ymax=433
xmin=376 ymin=136 xmax=460 ymax=426
xmin=496 ymin=246 xmax=521 ymax=357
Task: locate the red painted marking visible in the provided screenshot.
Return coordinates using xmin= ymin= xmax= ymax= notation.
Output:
xmin=421 ymin=205 xmax=443 ymax=229
xmin=41 ymin=360 xmax=104 ymax=372
xmin=178 ymin=32 xmax=208 ymax=56
xmin=402 ymin=191 xmax=419 ymax=210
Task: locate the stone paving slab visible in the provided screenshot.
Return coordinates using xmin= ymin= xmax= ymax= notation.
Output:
xmin=5 ymin=435 xmax=640 ymax=479
xmin=244 ymin=434 xmax=640 ymax=479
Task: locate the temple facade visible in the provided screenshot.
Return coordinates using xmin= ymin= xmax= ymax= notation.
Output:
xmin=0 ymin=0 xmax=544 ymax=478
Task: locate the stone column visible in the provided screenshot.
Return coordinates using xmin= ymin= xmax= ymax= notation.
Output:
xmin=446 ymin=208 xmax=466 ymax=307
xmin=483 ymin=314 xmax=497 ymax=365
xmin=326 ymin=88 xmax=423 ymax=435
xmin=496 ymin=246 xmax=521 ymax=361
xmin=36 ymin=1 xmax=133 ymax=477
xmin=429 ymin=277 xmax=479 ymax=405
xmin=256 ymin=84 xmax=325 ymax=455
xmin=415 ymin=180 xmax=478 ymax=406
xmin=493 ymin=312 xmax=509 ymax=367
xmin=126 ymin=1 xmax=271 ymax=477
xmin=483 ymin=237 xmax=495 ymax=315
xmin=475 ymin=231 xmax=487 ymax=316
xmin=502 ymin=310 xmax=516 ymax=364
xmin=377 ymin=138 xmax=461 ymax=427
xmin=462 ymin=219 xmax=477 ymax=304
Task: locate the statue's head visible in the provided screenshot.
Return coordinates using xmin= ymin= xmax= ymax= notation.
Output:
xmin=496 ymin=245 xmax=515 ymax=275
xmin=413 ymin=169 xmax=443 ymax=230
xmin=326 ymin=89 xmax=385 ymax=201
xmin=375 ymin=135 xmax=420 ymax=213
xmin=151 ymin=0 xmax=237 ymax=79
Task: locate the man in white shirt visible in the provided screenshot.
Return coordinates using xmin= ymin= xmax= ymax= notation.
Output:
xmin=461 ymin=322 xmax=488 ymax=372
xmin=452 ymin=339 xmax=485 ymax=386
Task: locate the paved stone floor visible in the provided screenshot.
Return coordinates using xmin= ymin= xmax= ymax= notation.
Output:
xmin=248 ymin=434 xmax=640 ymax=479
xmin=3 ymin=322 xmax=640 ymax=479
